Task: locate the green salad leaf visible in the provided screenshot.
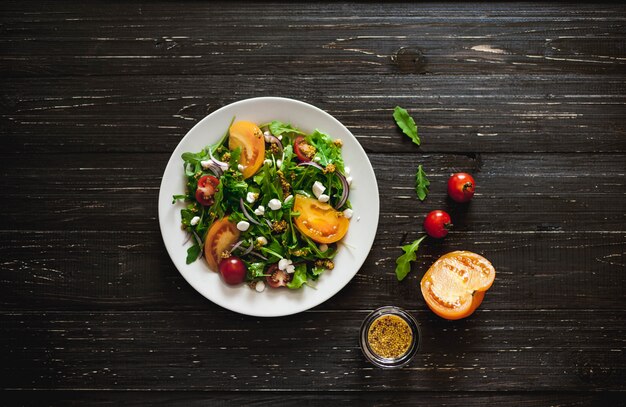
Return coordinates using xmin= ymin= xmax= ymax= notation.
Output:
xmin=269 ymin=120 xmax=306 ymax=136
xmin=415 ymin=165 xmax=430 ymax=201
xmin=186 ymin=244 xmax=202 ymax=264
xmin=287 ymin=264 xmax=308 ymax=289
xmin=393 ymin=106 xmax=420 ymax=146
xmin=395 ymin=235 xmax=426 ymax=281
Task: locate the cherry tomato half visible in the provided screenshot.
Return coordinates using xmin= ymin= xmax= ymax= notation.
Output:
xmin=266 ymin=264 xmax=292 ymax=288
xmin=424 ymin=210 xmax=452 ymax=239
xmin=447 ymin=173 xmax=475 ymax=203
xmin=195 ymin=175 xmax=220 ymax=206
xmin=218 ymin=256 xmax=247 ymax=285
xmin=293 ymin=136 xmax=316 ymax=162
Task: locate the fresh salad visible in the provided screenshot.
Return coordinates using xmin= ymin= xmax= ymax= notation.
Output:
xmin=173 ymin=119 xmax=354 ymax=292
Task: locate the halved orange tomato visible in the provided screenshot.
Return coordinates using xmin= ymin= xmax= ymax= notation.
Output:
xmin=293 ymin=195 xmax=349 ymax=244
xmin=420 ymin=251 xmax=495 ymax=320
xmin=204 ymin=218 xmax=240 ymax=271
xmin=228 ymin=120 xmax=265 ymax=179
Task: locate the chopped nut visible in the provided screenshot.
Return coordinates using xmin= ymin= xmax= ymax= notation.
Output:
xmin=333 ymin=139 xmax=343 ymax=147
xmin=323 ymin=163 xmax=336 ymax=174
xmin=220 ymin=250 xmax=231 ymax=259
xmin=315 ymin=259 xmax=334 ymax=270
xmin=271 ymin=220 xmax=288 ymax=234
xmin=299 ymin=143 xmax=317 ymax=159
xmin=222 ymin=152 xmax=231 ymax=162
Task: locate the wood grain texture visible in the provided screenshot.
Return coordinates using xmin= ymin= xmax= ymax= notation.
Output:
xmin=3 ymin=75 xmax=626 ymax=154
xmin=1 ymin=310 xmax=625 ymax=391
xmin=1 ymin=1 xmax=625 ymax=404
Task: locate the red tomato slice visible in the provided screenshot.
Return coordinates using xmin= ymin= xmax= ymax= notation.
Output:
xmin=204 ymin=218 xmax=240 ymax=271
xmin=196 ymin=175 xmax=219 ymax=206
xmin=293 ymin=195 xmax=349 ymax=244
xmin=294 ymin=136 xmax=315 ymax=162
xmin=228 ymin=121 xmax=265 ymax=179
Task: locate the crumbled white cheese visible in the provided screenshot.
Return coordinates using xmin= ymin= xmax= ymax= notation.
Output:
xmin=254 ymin=205 xmax=265 ymax=216
xmin=190 ymin=216 xmax=200 ymax=226
xmin=344 ymin=166 xmax=351 ymax=175
xmin=284 ymin=194 xmax=293 ymax=204
xmin=278 ymin=258 xmax=293 ymax=270
xmin=319 ymin=243 xmax=328 ymax=252
xmin=246 ymin=192 xmax=258 ymax=204
xmin=343 ymin=208 xmax=353 ymax=219
xmin=318 ymin=194 xmax=330 ymax=203
xmin=277 ymin=135 xmax=283 ymax=140
xmin=255 ymin=280 xmax=266 ymax=292
xmin=346 ymin=176 xmax=353 ymax=186
xmin=263 ymin=131 xmax=272 ymax=142
xmin=256 ymin=236 xmax=268 ymax=246
xmin=237 ymin=164 xmax=245 ymax=172
xmin=236 ymin=220 xmax=250 ymax=232
xmin=312 ymin=181 xmax=326 ymax=198
xmin=276 ymin=159 xmax=282 ymax=168
xmin=268 ymin=199 xmax=282 ymax=211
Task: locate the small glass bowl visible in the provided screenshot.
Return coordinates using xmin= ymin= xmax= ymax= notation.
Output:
xmin=359 ymin=306 xmax=421 ymax=369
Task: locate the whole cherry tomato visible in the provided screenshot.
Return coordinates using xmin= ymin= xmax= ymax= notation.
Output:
xmin=447 ymin=173 xmax=475 ymax=203
xmin=424 ymin=210 xmax=452 ymax=239
xmin=218 ymin=256 xmax=247 ymax=285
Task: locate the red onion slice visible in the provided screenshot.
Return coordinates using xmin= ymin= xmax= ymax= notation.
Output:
xmin=297 ymin=162 xmax=350 ymax=209
xmin=230 ymin=240 xmax=243 ymax=253
xmin=242 ymin=242 xmax=255 ymax=255
xmin=249 ymin=251 xmax=268 ymax=261
xmin=240 ymin=198 xmax=262 ymax=226
xmin=265 ymin=134 xmax=283 ymax=152
xmin=209 ymin=149 xmax=229 ymax=170
xmin=204 ymin=161 xmax=224 ymax=178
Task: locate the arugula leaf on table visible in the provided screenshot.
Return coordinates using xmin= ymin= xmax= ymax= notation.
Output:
xmin=415 ymin=165 xmax=430 ymax=201
xmin=395 ymin=235 xmax=426 ymax=281
xmin=393 ymin=106 xmax=420 ymax=146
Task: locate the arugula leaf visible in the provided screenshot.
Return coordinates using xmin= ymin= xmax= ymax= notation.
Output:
xmin=186 ymin=244 xmax=202 ymax=264
xmin=287 ymin=264 xmax=307 ymax=289
xmin=247 ymin=262 xmax=267 ymax=280
xmin=415 ymin=165 xmax=430 ymax=201
xmin=172 ymin=194 xmax=187 ymax=204
xmin=269 ymin=120 xmax=306 ymax=136
xmin=395 ymin=235 xmax=426 ymax=281
xmin=308 ymin=130 xmax=345 ymax=172
xmin=393 ymin=106 xmax=420 ymax=146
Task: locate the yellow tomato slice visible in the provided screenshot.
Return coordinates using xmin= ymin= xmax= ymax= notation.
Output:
xmin=293 ymin=195 xmax=350 ymax=244
xmin=228 ymin=120 xmax=265 ymax=179
xmin=420 ymin=251 xmax=495 ymax=320
xmin=204 ymin=218 xmax=240 ymax=271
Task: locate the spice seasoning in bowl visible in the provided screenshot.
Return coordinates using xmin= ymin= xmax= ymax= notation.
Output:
xmin=360 ymin=306 xmax=421 ymax=368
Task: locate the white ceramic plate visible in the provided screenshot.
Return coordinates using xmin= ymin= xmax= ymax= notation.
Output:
xmin=158 ymin=97 xmax=379 ymax=317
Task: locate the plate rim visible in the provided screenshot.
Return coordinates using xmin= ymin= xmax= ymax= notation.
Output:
xmin=158 ymin=96 xmax=379 ymax=317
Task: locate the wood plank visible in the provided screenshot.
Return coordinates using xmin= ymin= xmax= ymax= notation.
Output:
xmin=2 ymin=75 xmax=626 ymax=153
xmin=1 ymin=153 xmax=623 ymax=232
xmin=1 ymin=230 xmax=623 ymax=311
xmin=3 ymin=390 xmax=625 ymax=407
xmin=1 ymin=3 xmax=625 ymax=76
xmin=1 ymin=310 xmax=624 ymax=391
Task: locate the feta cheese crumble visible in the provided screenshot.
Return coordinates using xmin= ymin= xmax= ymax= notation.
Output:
xmin=236 ymin=220 xmax=250 ymax=232
xmin=268 ymin=199 xmax=282 ymax=211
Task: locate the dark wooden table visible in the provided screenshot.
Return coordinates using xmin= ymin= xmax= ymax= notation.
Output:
xmin=2 ymin=2 xmax=625 ymax=405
